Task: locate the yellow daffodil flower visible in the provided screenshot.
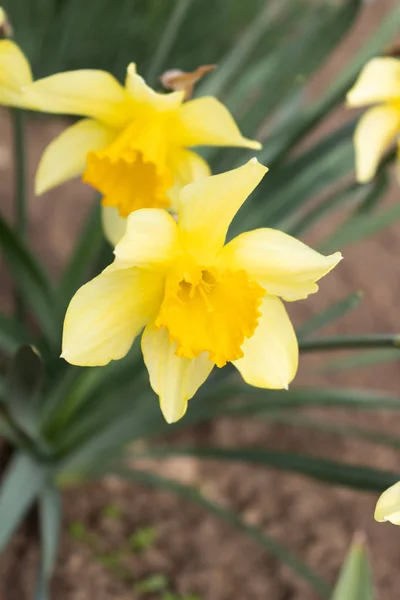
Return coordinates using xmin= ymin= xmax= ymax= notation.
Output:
xmin=23 ymin=63 xmax=261 ymax=245
xmin=0 ymin=39 xmax=32 ymax=107
xmin=61 ymin=159 xmax=342 ymax=423
xmin=375 ymin=480 xmax=400 ymax=525
xmin=347 ymin=57 xmax=400 ymax=183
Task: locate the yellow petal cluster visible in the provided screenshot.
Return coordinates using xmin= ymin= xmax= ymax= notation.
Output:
xmin=61 ymin=159 xmax=342 ymax=424
xmin=23 ymin=63 xmax=261 ymax=244
xmin=347 ymin=57 xmax=400 ymax=183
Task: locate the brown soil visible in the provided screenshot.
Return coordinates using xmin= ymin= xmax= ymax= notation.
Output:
xmin=1 ymin=1 xmax=400 ymax=598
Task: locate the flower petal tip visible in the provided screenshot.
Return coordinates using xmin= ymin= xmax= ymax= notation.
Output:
xmin=160 ymin=397 xmax=188 ymax=424
xmin=247 ymin=139 xmax=262 ymax=151
xmin=247 ymin=156 xmax=269 ymax=173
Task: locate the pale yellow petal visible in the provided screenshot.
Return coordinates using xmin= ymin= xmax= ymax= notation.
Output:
xmin=102 ymin=205 xmax=128 ymax=246
xmin=62 ymin=268 xmax=164 ymax=366
xmin=166 ymin=147 xmax=211 ymax=210
xmin=219 ymin=228 xmax=342 ymax=301
xmin=36 ymin=118 xmax=117 ymax=195
xmin=23 ymin=70 xmax=131 ymax=127
xmin=233 ymin=295 xmax=298 ymax=389
xmin=347 ymin=57 xmax=400 ymax=107
xmin=354 ymin=105 xmax=400 ymax=183
xmin=141 ymin=325 xmax=214 ymax=423
xmin=125 ymin=62 xmax=184 ymax=112
xmin=174 ymin=96 xmax=261 ymax=149
xmin=375 ymin=481 xmax=400 ymax=525
xmin=114 ymin=208 xmax=181 ymax=268
xmin=179 ymin=158 xmax=268 ymax=263
xmin=0 ymin=40 xmax=32 ymax=107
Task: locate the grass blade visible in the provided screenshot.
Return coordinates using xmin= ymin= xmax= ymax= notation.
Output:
xmin=332 ymin=533 xmax=374 ymax=600
xmin=35 ymin=485 xmax=62 ymax=600
xmin=142 ymin=447 xmax=399 ymax=492
xmin=0 ymin=452 xmax=47 ymax=551
xmin=297 ymin=292 xmax=363 ymax=338
xmin=0 ymin=214 xmax=56 ymax=346
xmin=146 ymin=0 xmax=194 ymax=85
xmin=56 ymin=202 xmax=103 ymax=316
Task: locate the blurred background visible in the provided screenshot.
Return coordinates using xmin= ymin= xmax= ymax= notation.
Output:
xmin=1 ymin=0 xmax=400 ymax=598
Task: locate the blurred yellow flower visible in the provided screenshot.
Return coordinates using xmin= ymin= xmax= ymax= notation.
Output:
xmin=24 ymin=63 xmax=261 ymax=245
xmin=61 ymin=159 xmax=342 ymax=424
xmin=0 ymin=39 xmax=32 ymax=107
xmin=375 ymin=480 xmax=400 ymax=525
xmin=347 ymin=57 xmax=400 ymax=183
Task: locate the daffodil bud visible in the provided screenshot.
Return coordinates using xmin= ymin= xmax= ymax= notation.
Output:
xmin=374 ymin=481 xmax=400 ymax=525
xmin=0 ymin=7 xmax=13 ymax=39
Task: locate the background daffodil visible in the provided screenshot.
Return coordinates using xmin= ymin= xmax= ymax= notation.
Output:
xmin=347 ymin=57 xmax=400 ymax=183
xmin=61 ymin=159 xmax=342 ymax=424
xmin=375 ymin=480 xmax=400 ymax=525
xmin=0 ymin=38 xmax=32 ymax=107
xmin=24 ymin=63 xmax=261 ymax=245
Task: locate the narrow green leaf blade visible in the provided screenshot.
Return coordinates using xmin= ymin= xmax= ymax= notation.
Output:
xmin=297 ymin=292 xmax=363 ymax=338
xmin=57 ymin=203 xmax=103 ymax=315
xmin=332 ymin=533 xmax=374 ymax=600
xmin=0 ymin=313 xmax=32 ymax=354
xmin=146 ymin=0 xmax=194 ymax=85
xmin=35 ymin=485 xmax=62 ymax=600
xmin=262 ymin=4 xmax=400 ymax=165
xmin=141 ymin=447 xmax=399 ymax=492
xmin=6 ymin=345 xmax=43 ymax=440
xmin=323 ymin=349 xmax=400 ymax=373
xmin=0 ymin=215 xmax=56 ymax=344
xmin=0 ymin=452 xmax=47 ymax=551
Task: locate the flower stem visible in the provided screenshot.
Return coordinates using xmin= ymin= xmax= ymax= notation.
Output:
xmin=12 ymin=108 xmax=27 ymax=319
xmin=299 ymin=334 xmax=400 ymax=353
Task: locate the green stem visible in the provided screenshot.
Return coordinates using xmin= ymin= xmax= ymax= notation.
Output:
xmin=299 ymin=334 xmax=400 ymax=353
xmin=11 ymin=108 xmax=27 ymax=319
xmin=12 ymin=109 xmax=27 ymax=237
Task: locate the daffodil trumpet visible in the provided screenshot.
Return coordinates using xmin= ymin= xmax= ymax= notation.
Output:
xmin=347 ymin=57 xmax=400 ymax=183
xmin=23 ymin=63 xmax=261 ymax=245
xmin=61 ymin=159 xmax=342 ymax=424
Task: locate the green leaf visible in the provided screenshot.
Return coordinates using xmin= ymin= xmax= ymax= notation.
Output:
xmin=197 ymin=2 xmax=291 ymax=98
xmin=233 ymin=121 xmax=355 ymax=236
xmin=56 ymin=202 xmax=103 ymax=316
xmin=323 ymin=349 xmax=400 ymax=373
xmin=0 ymin=452 xmax=48 ymax=551
xmin=332 ymin=533 xmax=374 ymax=600
xmin=6 ymin=345 xmax=44 ymax=441
xmin=297 ymin=292 xmax=363 ymax=338
xmin=0 ymin=313 xmax=32 ymax=354
xmin=299 ymin=334 xmax=400 ymax=353
xmin=320 ymin=197 xmax=400 ymax=252
xmin=0 ymin=214 xmax=56 ymax=345
xmin=117 ymin=469 xmax=331 ymax=598
xmin=259 ymin=411 xmax=400 ymax=450
xmin=241 ymin=0 xmax=362 ymax=137
xmin=262 ymin=4 xmax=400 ymax=165
xmin=285 ymin=182 xmax=373 ymax=238
xmin=35 ymin=485 xmax=62 ymax=600
xmin=146 ymin=0 xmax=194 ymax=85
xmin=140 ymin=447 xmax=399 ymax=492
